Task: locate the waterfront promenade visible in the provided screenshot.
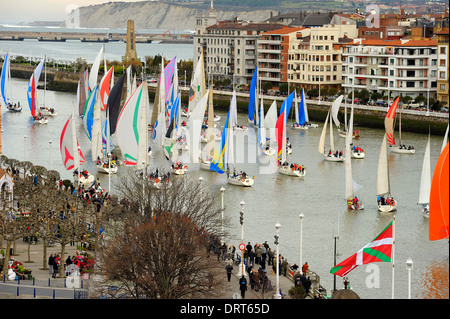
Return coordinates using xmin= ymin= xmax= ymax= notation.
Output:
xmin=0 ymin=237 xmax=309 ymax=299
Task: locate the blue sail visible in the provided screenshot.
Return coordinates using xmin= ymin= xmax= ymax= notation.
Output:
xmin=279 ymin=90 xmax=295 ymax=117
xmin=0 ymin=52 xmax=9 ymax=106
xmin=298 ymin=90 xmax=306 ymax=126
xmin=83 ymin=85 xmax=97 ymax=141
xmin=248 ymin=67 xmax=257 ymax=123
xmin=210 ymin=108 xmax=231 ymax=174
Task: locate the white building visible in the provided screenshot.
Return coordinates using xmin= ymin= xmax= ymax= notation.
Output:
xmin=342 ymin=38 xmax=438 ymax=101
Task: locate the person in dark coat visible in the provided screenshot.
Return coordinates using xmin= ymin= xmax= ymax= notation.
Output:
xmin=239 ymin=275 xmax=247 ymax=299
xmin=225 ymin=262 xmax=233 ymax=282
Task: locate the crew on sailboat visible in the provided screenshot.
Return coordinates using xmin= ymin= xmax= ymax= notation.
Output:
xmin=292 ymin=121 xmax=309 ymax=129
xmin=377 ymin=195 xmax=396 ymax=206
xmin=34 ymin=112 xmax=47 ymax=122
xmin=351 ymin=145 xmax=365 ymax=154
xmin=398 ymin=144 xmax=415 ymax=151
xmin=278 ymin=160 xmax=306 ymax=173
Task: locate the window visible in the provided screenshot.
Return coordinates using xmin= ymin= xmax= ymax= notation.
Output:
xmin=441 ymin=46 xmax=447 ymax=54
xmin=440 ymin=71 xmax=446 ymax=79
xmin=441 ymin=84 xmax=447 ymax=90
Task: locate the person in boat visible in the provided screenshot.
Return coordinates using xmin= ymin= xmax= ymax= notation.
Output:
xmin=339 ymin=151 xmax=343 ymax=158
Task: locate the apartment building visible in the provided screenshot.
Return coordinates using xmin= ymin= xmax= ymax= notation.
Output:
xmin=258 ymin=26 xmax=304 ymax=87
xmin=342 ymin=38 xmax=438 ymax=101
xmin=288 ymin=24 xmax=357 ymax=91
xmin=192 ymin=5 xmax=282 ymax=86
xmin=436 ymin=27 xmax=449 ymax=105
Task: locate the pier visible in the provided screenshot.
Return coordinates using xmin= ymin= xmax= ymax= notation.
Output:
xmin=0 ymin=30 xmax=193 ymax=44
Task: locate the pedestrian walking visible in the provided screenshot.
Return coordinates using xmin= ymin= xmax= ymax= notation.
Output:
xmin=225 ymin=262 xmax=233 ymax=282
xmin=48 ymin=254 xmax=54 ymax=274
xmin=239 ymin=275 xmax=247 ymax=299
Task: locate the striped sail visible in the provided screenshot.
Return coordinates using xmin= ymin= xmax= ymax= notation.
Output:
xmin=27 ymin=58 xmax=44 ymax=117
xmin=0 ymin=52 xmax=10 ymax=107
xmin=115 ymin=83 xmax=145 ymax=166
xmin=384 ymin=97 xmax=400 ymax=146
xmin=60 ymin=110 xmax=86 ymax=171
xmin=82 ymin=85 xmax=98 ymax=141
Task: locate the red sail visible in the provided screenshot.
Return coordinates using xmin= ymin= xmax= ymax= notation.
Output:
xmin=429 ymin=143 xmax=449 ymax=241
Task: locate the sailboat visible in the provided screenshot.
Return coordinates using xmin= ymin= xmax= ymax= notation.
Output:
xmin=385 ymin=97 xmax=415 ymax=154
xmin=38 ymin=56 xmax=57 ymax=117
xmin=334 ymin=99 xmax=358 ymax=139
xmin=376 ymin=134 xmax=397 ymax=212
xmin=185 ymin=52 xmax=206 ymax=118
xmin=345 ymin=105 xmax=364 ymax=210
xmin=277 ymin=96 xmax=306 ymax=177
xmin=318 ymin=97 xmax=344 ymax=162
xmin=115 ymin=81 xmax=149 ymax=169
xmin=418 ymin=132 xmax=431 ymax=217
xmin=1 ymin=52 xmax=21 ymax=112
xmin=292 ymin=89 xmax=308 ymax=130
xmin=60 ymin=105 xmax=94 ymax=186
xmin=27 ymin=58 xmax=47 ymax=124
xmin=428 ymin=142 xmax=449 ymax=241
xmin=210 ymin=101 xmax=255 ymax=187
xmin=200 ymin=87 xmax=219 ymax=170
xmin=262 ymin=100 xmax=277 ymax=156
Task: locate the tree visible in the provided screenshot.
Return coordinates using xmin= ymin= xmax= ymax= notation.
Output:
xmin=401 ymin=95 xmax=413 ymax=104
xmin=307 ymin=88 xmax=319 ymax=98
xmin=95 ymin=175 xmax=226 ymax=299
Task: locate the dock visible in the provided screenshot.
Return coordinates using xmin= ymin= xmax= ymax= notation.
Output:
xmin=0 ymin=30 xmax=193 ymax=44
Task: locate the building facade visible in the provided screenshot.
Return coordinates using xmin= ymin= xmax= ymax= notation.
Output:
xmin=436 ymin=27 xmax=449 ymax=105
xmin=342 ymin=38 xmax=438 ymax=101
xmin=288 ymin=24 xmax=357 ymax=92
xmin=258 ymin=26 xmax=304 ymax=87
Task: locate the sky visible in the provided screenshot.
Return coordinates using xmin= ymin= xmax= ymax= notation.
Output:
xmin=0 ymin=0 xmax=148 ymax=23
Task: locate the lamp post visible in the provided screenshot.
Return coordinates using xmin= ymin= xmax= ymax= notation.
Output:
xmin=406 ymin=258 xmax=413 ymax=299
xmin=49 ymin=140 xmax=52 ymax=170
xmin=24 ymin=135 xmax=27 ymax=161
xmin=237 ymin=200 xmax=246 ymax=277
xmin=299 ymin=213 xmax=304 ymax=270
xmin=220 ymin=186 xmax=225 ymax=241
xmin=274 ymin=223 xmax=281 ymax=299
xmin=107 ymin=152 xmax=112 ymax=194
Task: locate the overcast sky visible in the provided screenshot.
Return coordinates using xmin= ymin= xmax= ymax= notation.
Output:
xmin=0 ymin=0 xmax=148 ymax=23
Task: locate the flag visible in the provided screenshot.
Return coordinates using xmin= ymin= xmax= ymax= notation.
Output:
xmin=330 ymin=220 xmax=394 ymax=277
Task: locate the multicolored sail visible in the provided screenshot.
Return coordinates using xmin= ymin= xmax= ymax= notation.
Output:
xmin=384 ymin=97 xmax=400 ymax=146
xmin=82 ymin=85 xmax=97 ymax=140
xmin=99 ymin=67 xmax=114 ymax=111
xmin=429 ymin=142 xmax=449 ymax=241
xmin=60 ymin=113 xmax=86 ymax=170
xmin=115 ymin=83 xmax=145 ymax=166
xmin=210 ymin=106 xmax=231 ymax=174
xmin=27 ymin=58 xmax=45 ymax=117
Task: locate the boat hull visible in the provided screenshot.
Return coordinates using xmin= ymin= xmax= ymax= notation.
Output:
xmin=200 ymin=162 xmax=211 ymax=171
xmin=227 ymin=176 xmax=254 ymax=187
xmin=171 ymin=167 xmax=187 ymax=175
xmin=324 ymin=154 xmax=344 ymax=162
xmin=378 ymin=201 xmax=397 ymax=212
xmin=278 ymin=166 xmax=306 ymax=177
xmin=96 ymin=164 xmax=118 ymax=174
xmin=74 ymin=174 xmax=95 ymax=185
xmin=351 ymin=151 xmax=365 ymax=159
xmin=292 ymin=124 xmax=308 ymax=130
xmin=390 ymin=146 xmax=415 ymax=154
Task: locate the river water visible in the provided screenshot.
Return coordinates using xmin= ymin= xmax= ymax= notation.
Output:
xmin=1 ymin=27 xmax=449 ymax=299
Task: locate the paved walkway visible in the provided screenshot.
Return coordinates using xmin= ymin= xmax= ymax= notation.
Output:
xmin=0 ymin=239 xmax=79 ymax=299
xmin=0 ymin=239 xmax=299 ymax=299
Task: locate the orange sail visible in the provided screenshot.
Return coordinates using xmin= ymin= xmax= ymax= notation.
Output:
xmin=384 ymin=97 xmax=399 ymax=146
xmin=429 ymin=142 xmax=449 ymax=241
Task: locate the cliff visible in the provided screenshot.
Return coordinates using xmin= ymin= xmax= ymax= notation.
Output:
xmin=74 ymin=1 xmax=279 ymax=31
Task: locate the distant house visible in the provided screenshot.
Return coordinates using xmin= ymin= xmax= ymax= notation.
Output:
xmin=266 ymin=11 xmax=339 ymax=28
xmin=0 ymin=168 xmax=14 ymax=203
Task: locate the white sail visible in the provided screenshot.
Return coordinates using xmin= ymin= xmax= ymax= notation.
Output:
xmin=329 ymin=111 xmax=335 ymax=152
xmin=264 ymin=100 xmax=277 ymax=129
xmin=187 ymin=89 xmax=209 ymax=162
xmin=442 ymin=124 xmax=449 ymax=153
xmin=318 ymin=112 xmax=329 ymax=155
xmin=189 ymin=52 xmax=205 ymax=114
xmin=376 ymin=135 xmax=390 ymax=196
xmin=302 ymin=89 xmax=309 ymax=123
xmin=418 ymin=134 xmax=431 ymax=204
xmin=89 ymin=47 xmax=104 ymax=91
xmin=344 ymin=106 xmax=354 ymax=199
xmin=331 ymin=95 xmax=343 ymax=129
xmin=137 ymin=81 xmax=149 ymax=167
xmin=294 ymin=90 xmax=299 ymax=124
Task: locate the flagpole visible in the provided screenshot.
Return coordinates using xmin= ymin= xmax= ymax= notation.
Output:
xmin=391 ymin=216 xmax=396 ymax=299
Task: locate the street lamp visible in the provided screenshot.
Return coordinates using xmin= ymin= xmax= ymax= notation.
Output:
xmin=24 ymin=135 xmax=27 ymax=161
xmin=274 ymin=223 xmax=281 ymax=299
xmin=49 ymin=140 xmax=52 ymax=170
xmin=299 ymin=213 xmax=304 ymax=270
xmin=406 ymin=258 xmax=413 ymax=299
xmin=107 ymin=152 xmax=112 ymax=194
xmin=220 ymin=186 xmax=225 ymax=241
xmin=237 ymin=200 xmax=246 ymax=277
